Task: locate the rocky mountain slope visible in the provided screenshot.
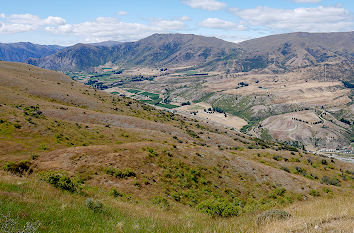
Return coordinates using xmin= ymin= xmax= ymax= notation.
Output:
xmin=0 ymin=42 xmax=63 ymax=62
xmin=27 ymin=34 xmax=240 ymax=71
xmin=26 ymin=32 xmax=353 ymax=79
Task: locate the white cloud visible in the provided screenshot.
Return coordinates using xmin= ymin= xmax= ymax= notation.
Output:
xmin=46 ymin=17 xmax=187 ymax=42
xmin=231 ymin=6 xmax=354 ymax=32
xmin=291 ymin=0 xmax=322 ymax=3
xmin=150 ymin=18 xmax=186 ymax=30
xmin=8 ymin=14 xmax=65 ymax=26
xmin=180 ymin=16 xmax=191 ymax=21
xmin=199 ymin=18 xmax=245 ymax=30
xmin=116 ymin=11 xmax=127 ymax=16
xmin=0 ymin=13 xmax=66 ymax=33
xmin=182 ymin=0 xmax=226 ymax=11
xmin=0 ymin=13 xmax=5 ymax=18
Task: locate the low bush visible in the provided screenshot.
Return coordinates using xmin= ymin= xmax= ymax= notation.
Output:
xmin=111 ymin=189 xmax=125 ymax=197
xmin=280 ymin=167 xmax=290 ymax=173
xmin=309 ymin=189 xmax=320 ymax=197
xmin=105 ymin=167 xmax=136 ymax=179
xmin=3 ymin=160 xmax=32 ymax=176
xmin=42 ymin=172 xmax=83 ymax=193
xmin=197 ymin=198 xmax=240 ymax=217
xmin=289 ymin=157 xmax=300 ymax=162
xmin=85 ymin=198 xmax=103 ymax=213
xmin=294 ymin=166 xmax=307 ymax=176
xmin=321 ymin=176 xmax=341 ymax=186
xmin=321 ymin=159 xmax=328 ymax=165
xmin=273 ymin=155 xmax=282 ymax=161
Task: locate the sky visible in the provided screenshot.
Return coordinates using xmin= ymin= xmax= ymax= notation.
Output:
xmin=0 ymin=0 xmax=353 ymax=45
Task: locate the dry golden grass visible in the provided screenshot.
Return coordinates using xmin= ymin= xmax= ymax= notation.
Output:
xmin=258 ymin=195 xmax=354 ymax=233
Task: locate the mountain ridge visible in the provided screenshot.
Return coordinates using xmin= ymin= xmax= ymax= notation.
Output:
xmin=0 ymin=42 xmax=64 ymax=62
xmin=22 ymin=31 xmax=354 ymax=78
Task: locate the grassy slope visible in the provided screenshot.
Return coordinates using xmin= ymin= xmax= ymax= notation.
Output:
xmin=0 ymin=61 xmax=353 ymax=232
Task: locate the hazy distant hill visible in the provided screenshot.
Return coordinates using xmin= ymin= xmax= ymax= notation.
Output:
xmin=237 ymin=31 xmax=354 ymax=72
xmin=27 ymin=34 xmax=240 ymax=71
xmin=26 ymin=32 xmax=353 ymax=76
xmin=0 ymin=42 xmax=63 ymax=62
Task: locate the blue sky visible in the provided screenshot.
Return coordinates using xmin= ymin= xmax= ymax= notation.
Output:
xmin=0 ymin=0 xmax=353 ymax=45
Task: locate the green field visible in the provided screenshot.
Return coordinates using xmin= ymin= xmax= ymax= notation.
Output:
xmin=126 ymin=89 xmax=141 ymax=94
xmin=140 ymin=92 xmax=160 ymax=100
xmin=156 ymin=103 xmax=179 ymax=109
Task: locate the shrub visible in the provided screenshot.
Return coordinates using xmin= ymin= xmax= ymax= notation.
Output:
xmin=257 ymin=209 xmax=291 ymax=224
xmin=269 ymin=187 xmax=286 ymax=199
xmin=23 ymin=106 xmax=42 ymax=118
xmin=309 ymin=189 xmax=320 ymax=197
xmin=145 ymin=147 xmax=158 ymax=157
xmin=289 ymin=157 xmax=300 ymax=162
xmin=273 ymin=155 xmax=282 ymax=161
xmin=197 ymin=198 xmax=240 ymax=217
xmin=323 ymin=187 xmax=332 ymax=194
xmin=294 ymin=166 xmax=307 ymax=176
xmin=152 ymin=196 xmax=170 ymax=208
xmin=321 ymin=176 xmax=341 ymax=186
xmin=42 ymin=172 xmax=83 ymax=193
xmin=111 ymin=189 xmax=125 ymax=197
xmin=85 ymin=198 xmax=103 ymax=213
xmin=321 ymin=159 xmax=328 ymax=165
xmin=105 ymin=167 xmax=136 ymax=179
xmin=3 ymin=160 xmax=32 ymax=176
xmin=280 ymin=167 xmax=290 ymax=173
xmin=13 ymin=123 xmax=21 ymax=129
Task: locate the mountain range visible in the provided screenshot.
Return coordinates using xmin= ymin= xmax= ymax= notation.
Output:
xmin=18 ymin=31 xmax=352 ymax=80
xmin=0 ymin=42 xmax=63 ymax=62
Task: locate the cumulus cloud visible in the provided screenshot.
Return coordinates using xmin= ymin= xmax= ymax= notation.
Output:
xmin=199 ymin=18 xmax=246 ymax=30
xmin=150 ymin=18 xmax=186 ymax=30
xmin=116 ymin=11 xmax=127 ymax=16
xmin=231 ymin=6 xmax=354 ymax=32
xmin=181 ymin=0 xmax=226 ymax=11
xmin=8 ymin=14 xmax=65 ymax=25
xmin=0 ymin=13 xmax=5 ymax=18
xmin=180 ymin=16 xmax=191 ymax=21
xmin=46 ymin=17 xmax=187 ymax=42
xmin=0 ymin=13 xmax=66 ymax=33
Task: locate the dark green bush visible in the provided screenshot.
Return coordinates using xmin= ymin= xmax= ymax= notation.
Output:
xmin=197 ymin=198 xmax=240 ymax=217
xmin=273 ymin=155 xmax=282 ymax=161
xmin=280 ymin=167 xmax=290 ymax=173
xmin=294 ymin=166 xmax=307 ymax=176
xmin=111 ymin=189 xmax=125 ymax=197
xmin=3 ymin=160 xmax=32 ymax=176
xmin=321 ymin=176 xmax=341 ymax=186
xmin=309 ymin=189 xmax=320 ymax=197
xmin=43 ymin=172 xmax=83 ymax=192
xmin=23 ymin=106 xmax=43 ymax=118
xmin=85 ymin=198 xmax=103 ymax=213
xmin=321 ymin=159 xmax=328 ymax=165
xmin=105 ymin=167 xmax=136 ymax=179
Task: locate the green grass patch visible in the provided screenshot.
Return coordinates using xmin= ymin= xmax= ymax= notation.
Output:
xmin=140 ymin=92 xmax=160 ymax=100
xmin=126 ymin=89 xmax=141 ymax=94
xmin=156 ymin=103 xmax=179 ymax=109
